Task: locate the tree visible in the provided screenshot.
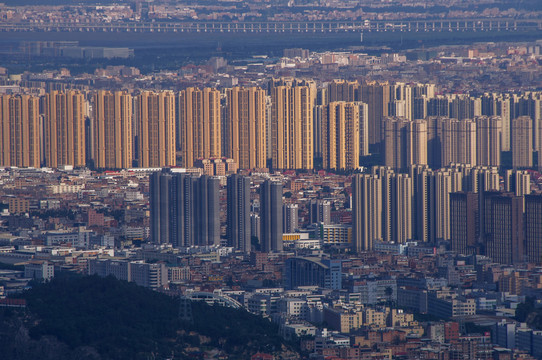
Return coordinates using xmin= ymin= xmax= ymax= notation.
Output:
xmin=251 ymin=236 xmax=261 ymax=251
xmin=516 ymin=297 xmax=536 ymax=322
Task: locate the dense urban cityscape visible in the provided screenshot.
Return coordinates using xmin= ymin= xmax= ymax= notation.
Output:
xmin=1 ymin=0 xmax=542 ymax=359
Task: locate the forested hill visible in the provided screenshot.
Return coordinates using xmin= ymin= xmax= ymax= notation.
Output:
xmin=0 ymin=275 xmax=300 ymax=359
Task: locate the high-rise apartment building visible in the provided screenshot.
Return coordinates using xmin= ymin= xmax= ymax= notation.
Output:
xmin=515 ymin=93 xmax=542 ymax=152
xmin=224 ymin=87 xmax=267 ymax=169
xmin=383 ymin=117 xmax=427 ymax=171
xmin=314 ymin=105 xmax=324 ymax=160
xmin=448 ymin=94 xmax=481 ymax=121
xmin=378 ymin=169 xmax=412 ymax=244
xmin=309 ymin=199 xmax=331 ymax=225
xmin=540 ymin=119 xmax=542 ymax=172
xmin=413 ymin=96 xmax=428 ymax=121
xmin=512 ymin=116 xmax=533 ymax=169
xmin=427 ymin=96 xmax=451 ymax=118
xmin=410 ymin=165 xmax=432 ymax=242
xmin=195 ymin=175 xmax=221 ymax=247
xmin=378 ymin=167 xmax=395 ymax=244
xmin=504 ymin=170 xmax=531 ymax=197
xmin=476 ymin=116 xmax=502 ymax=167
xmin=271 ymin=85 xmax=314 ymax=169
xmin=260 ymin=180 xmax=283 ymax=252
xmin=360 ymin=81 xmax=390 ymax=146
xmin=441 ymin=118 xmax=477 ymax=167
xmin=177 ymin=87 xmax=221 ymax=167
xmin=484 ymin=193 xmax=524 ymax=265
xmin=327 ymin=80 xmax=359 ymax=103
xmin=391 ymin=173 xmax=413 ymax=244
xmin=499 ymin=94 xmax=513 ymax=152
xmin=373 ymin=167 xmax=412 ymax=243
xmin=390 ymin=82 xmax=436 ymax=121
xmin=468 ymin=166 xmax=500 ymax=194
xmin=150 ymin=170 xmax=220 ymax=247
xmin=92 ymin=90 xmax=133 ymax=169
xmin=265 ymin=95 xmax=273 ymax=161
xmin=409 ymin=166 xmax=463 ymax=243
xmin=352 ymin=174 xmax=382 ymax=252
xmin=283 ymin=204 xmax=299 ymax=234
xmin=382 ymin=117 xmax=408 ymax=172
xmin=250 ymin=213 xmax=261 ymax=245
xmin=322 ymin=102 xmax=361 ymax=170
xmin=426 ymin=116 xmax=444 ymax=169
xmin=227 ymin=174 xmax=251 ymax=253
xmin=43 ymin=90 xmax=86 ymax=168
xmin=389 ymin=83 xmax=411 ymax=120
xmin=135 ymin=91 xmax=176 ymax=168
xmin=504 ymin=169 xmax=531 ymax=212
xmin=480 ymin=93 xmax=516 ymax=151
xmin=450 ymin=192 xmax=479 ymax=256
xmin=358 ymin=102 xmax=370 ymax=157
xmin=407 ymin=120 xmax=428 ymax=167
xmin=0 ymin=94 xmax=40 ymax=168
xmin=150 ymin=170 xmax=173 ymax=245
xmin=468 ymin=167 xmax=500 ymax=245
xmin=432 ymin=169 xmax=463 ymax=241
xmin=525 ymin=194 xmax=542 ymax=264
xmin=316 ymin=87 xmax=328 ymax=106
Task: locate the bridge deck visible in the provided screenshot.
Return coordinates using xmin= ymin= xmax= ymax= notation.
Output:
xmin=0 ymin=19 xmax=540 ymax=33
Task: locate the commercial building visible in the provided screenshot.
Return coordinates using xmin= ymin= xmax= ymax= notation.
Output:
xmin=284 ymin=257 xmax=342 ymax=290
xmin=427 ymin=293 xmax=476 ymax=319
xmin=88 ymin=258 xmax=167 ymax=289
xmin=24 ymin=261 xmax=54 ymax=280
xmin=319 ymin=223 xmax=351 ymax=247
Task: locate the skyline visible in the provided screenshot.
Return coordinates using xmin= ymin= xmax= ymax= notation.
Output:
xmin=2 ymin=1 xmax=542 ymax=359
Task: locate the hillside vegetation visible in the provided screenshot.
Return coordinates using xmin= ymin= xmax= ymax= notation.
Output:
xmin=0 ymin=274 xmax=300 ymax=359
